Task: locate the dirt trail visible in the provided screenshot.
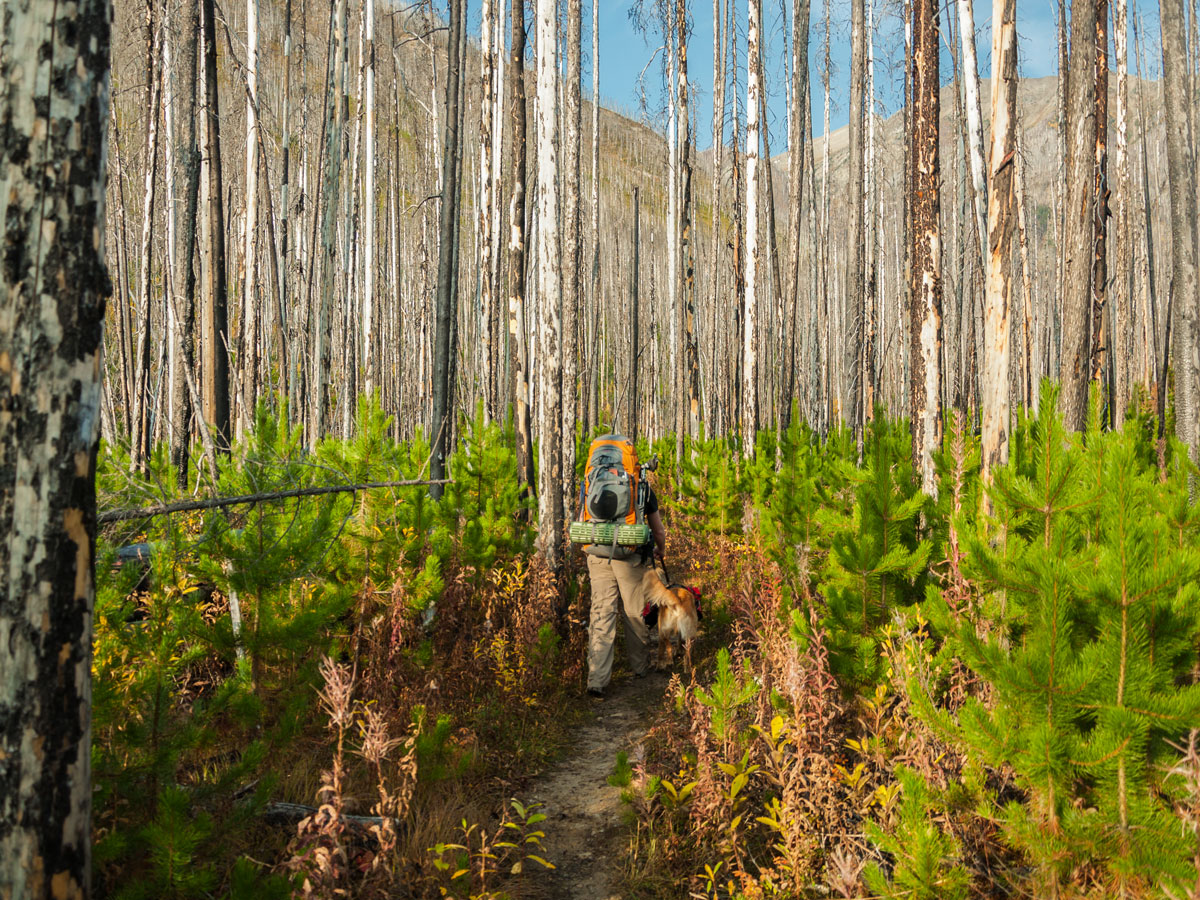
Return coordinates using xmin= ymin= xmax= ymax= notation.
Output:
xmin=523 ymin=671 xmax=669 ymax=900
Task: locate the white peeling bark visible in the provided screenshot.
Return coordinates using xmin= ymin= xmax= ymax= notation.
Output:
xmin=957 ymin=0 xmax=988 ymax=267
xmin=743 ymin=0 xmax=761 ymax=459
xmin=535 ymin=0 xmax=564 ymax=571
xmin=982 ymin=0 xmax=1017 ymax=493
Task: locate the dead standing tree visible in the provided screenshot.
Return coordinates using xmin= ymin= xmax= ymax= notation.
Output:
xmin=535 ymin=0 xmax=565 ymax=572
xmin=509 ymin=0 xmax=535 ymax=489
xmin=783 ymin=0 xmax=812 ymax=432
xmin=910 ymin=0 xmax=943 ymax=497
xmin=847 ymin=0 xmax=866 ymax=444
xmin=0 ymin=0 xmax=111 ymax=895
xmin=201 ymin=0 xmax=231 ymax=452
xmin=982 ymin=0 xmax=1018 ymax=491
xmin=1161 ymin=0 xmax=1200 ymax=463
xmin=1060 ymin=0 xmax=1097 ymax=430
xmin=563 ymin=0 xmax=582 ymax=516
xmin=430 ymin=0 xmax=464 ymax=499
xmin=743 ymin=0 xmax=762 ymax=459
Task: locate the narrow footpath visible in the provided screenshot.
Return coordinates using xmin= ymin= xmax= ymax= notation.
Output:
xmin=523 ymin=669 xmax=670 ymax=900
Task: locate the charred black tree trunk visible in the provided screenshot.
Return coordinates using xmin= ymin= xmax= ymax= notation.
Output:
xmin=0 ymin=2 xmax=111 ymax=896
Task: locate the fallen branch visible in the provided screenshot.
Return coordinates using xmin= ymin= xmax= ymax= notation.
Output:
xmin=98 ymin=479 xmax=451 ymax=524
xmin=258 ymin=800 xmax=388 ymax=830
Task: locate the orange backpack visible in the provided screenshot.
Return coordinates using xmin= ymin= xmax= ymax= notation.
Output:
xmin=580 ymin=435 xmax=641 ymax=525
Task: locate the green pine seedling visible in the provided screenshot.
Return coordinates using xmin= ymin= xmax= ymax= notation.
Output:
xmin=863 ymin=766 xmax=970 ymax=900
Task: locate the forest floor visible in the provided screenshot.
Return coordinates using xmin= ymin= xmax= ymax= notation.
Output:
xmin=520 ymin=666 xmax=672 ymax=900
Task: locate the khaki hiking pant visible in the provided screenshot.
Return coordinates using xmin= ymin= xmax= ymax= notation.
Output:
xmin=586 ymin=553 xmax=651 ymax=690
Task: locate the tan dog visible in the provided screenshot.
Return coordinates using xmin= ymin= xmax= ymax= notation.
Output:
xmin=641 ymin=568 xmax=700 ymax=670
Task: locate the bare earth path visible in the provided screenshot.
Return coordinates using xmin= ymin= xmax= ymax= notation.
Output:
xmin=522 ymin=670 xmax=670 ymax=900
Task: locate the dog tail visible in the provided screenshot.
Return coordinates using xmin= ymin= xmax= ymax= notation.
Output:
xmin=641 ymin=568 xmax=675 ymax=608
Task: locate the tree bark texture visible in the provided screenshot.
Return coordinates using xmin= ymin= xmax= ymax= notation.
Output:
xmin=242 ymin=0 xmax=260 ymax=432
xmin=200 ymin=0 xmax=230 ymax=452
xmin=0 ymin=1 xmax=111 ymax=896
xmin=678 ymin=0 xmax=701 ymax=448
xmin=131 ymin=0 xmax=161 ymax=473
xmin=1162 ymin=0 xmax=1200 ymax=461
xmin=563 ymin=0 xmax=581 ymax=515
xmin=1091 ymin=0 xmax=1109 ymax=391
xmin=430 ymin=0 xmax=463 ymax=497
xmin=847 ymin=0 xmax=866 ymax=436
xmin=784 ymin=0 xmax=811 ymax=431
xmin=1060 ymin=0 xmax=1097 ymax=430
xmin=480 ymin=0 xmax=497 ymax=420
xmin=1113 ymin=0 xmax=1131 ymax=426
xmin=508 ymin=0 xmax=534 ymax=488
xmin=982 ymin=0 xmax=1017 ymax=484
xmin=743 ymin=0 xmax=762 ymax=458
xmin=535 ymin=0 xmax=564 ymax=571
xmin=910 ymin=0 xmax=942 ymax=496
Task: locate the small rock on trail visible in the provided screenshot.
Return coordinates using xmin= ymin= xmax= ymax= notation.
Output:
xmin=523 ymin=670 xmax=670 ymax=900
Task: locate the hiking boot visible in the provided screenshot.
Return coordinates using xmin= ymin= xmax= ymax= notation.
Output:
xmin=587 ymin=687 xmax=605 ymax=700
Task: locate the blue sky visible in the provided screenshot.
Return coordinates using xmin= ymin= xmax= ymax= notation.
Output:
xmin=591 ymin=0 xmax=1163 ymax=148
xmin=463 ymin=0 xmax=1164 ymax=149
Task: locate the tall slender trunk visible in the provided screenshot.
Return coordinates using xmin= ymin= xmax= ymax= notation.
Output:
xmin=480 ymin=0 xmax=498 ymax=418
xmin=1055 ymin=0 xmax=1068 ymax=370
xmin=677 ymin=0 xmax=700 ymax=445
xmin=709 ymin=0 xmax=727 ymax=429
xmin=1091 ymin=0 xmax=1110 ymax=395
xmin=1113 ymin=0 xmax=1131 ymax=425
xmin=784 ymin=0 xmax=811 ymax=430
xmin=822 ymin=0 xmax=832 ymax=425
xmin=201 ymin=0 xmax=231 ymax=452
xmin=281 ymin=0 xmax=294 ymax=410
xmin=171 ymin=1 xmax=201 ymax=491
xmin=509 ymin=0 xmax=535 ymax=487
xmin=241 ymin=0 xmax=260 ymax=435
xmin=756 ymin=9 xmax=783 ymax=432
xmin=0 ymin=2 xmax=110 ymax=893
xmin=1015 ymin=116 xmax=1037 ymax=410
xmin=311 ymin=0 xmax=347 ymax=448
xmin=587 ymin=0 xmax=600 ymax=433
xmin=1061 ymin=0 xmax=1097 ymax=430
xmin=982 ymin=0 xmax=1017 ymax=489
xmin=363 ymin=0 xmax=376 ymax=395
xmin=1162 ymin=0 xmax=1200 ymax=462
xmin=957 ymin=0 xmax=988 ymax=287
xmin=910 ymin=0 xmax=942 ymax=496
xmin=847 ymin=0 xmax=866 ymax=439
xmin=743 ymin=0 xmax=762 ymax=458
xmin=431 ymin=0 xmax=464 ymax=496
xmin=563 ymin=0 xmax=581 ymax=512
xmin=730 ymin=0 xmax=744 ymax=432
xmin=132 ymin=1 xmax=162 ymax=473
xmin=535 ymin=0 xmax=564 ymax=572
xmin=630 ymin=187 xmax=641 ymax=440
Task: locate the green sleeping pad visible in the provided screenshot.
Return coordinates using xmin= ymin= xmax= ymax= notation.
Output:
xmin=568 ymin=521 xmax=651 ymax=547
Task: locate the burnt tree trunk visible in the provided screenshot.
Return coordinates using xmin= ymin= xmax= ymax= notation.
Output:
xmin=430 ymin=0 xmax=464 ymax=499
xmin=910 ymin=0 xmax=943 ymax=496
xmin=200 ymin=0 xmax=230 ymax=452
xmin=1060 ymin=0 xmax=1097 ymax=430
xmin=0 ymin=1 xmax=111 ymax=896
xmin=509 ymin=0 xmax=535 ymax=488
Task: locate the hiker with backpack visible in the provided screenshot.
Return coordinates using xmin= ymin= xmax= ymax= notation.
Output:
xmin=569 ymin=436 xmax=666 ymax=699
